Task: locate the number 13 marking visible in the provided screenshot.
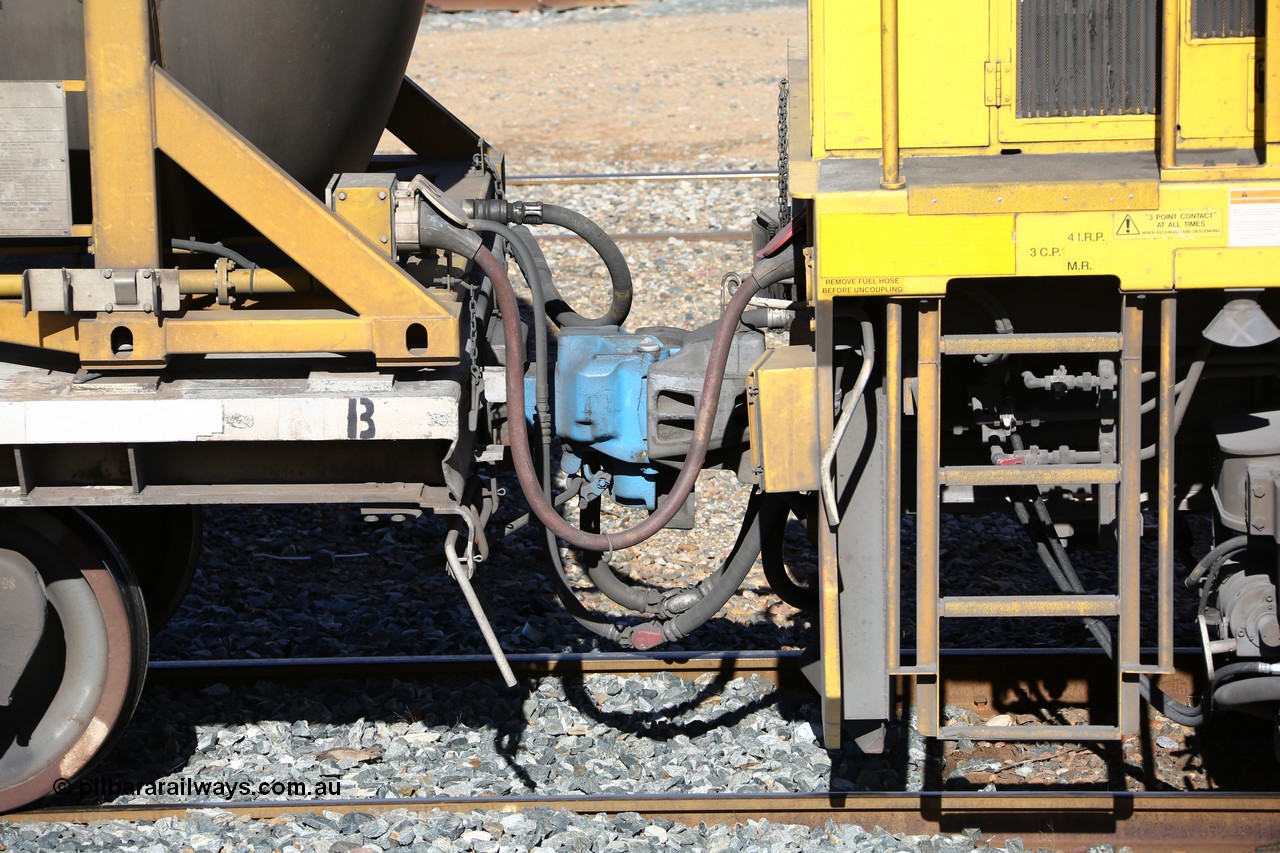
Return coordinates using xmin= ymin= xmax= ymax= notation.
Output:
xmin=347 ymin=397 xmax=376 ymax=439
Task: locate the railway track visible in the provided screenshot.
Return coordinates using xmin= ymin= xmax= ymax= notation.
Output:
xmin=7 ymin=650 xmax=1277 ymax=849
xmin=505 ymin=168 xmax=773 ymax=241
xmin=143 ymin=648 xmax=1202 ymax=708
xmin=425 ymin=0 xmax=631 ymax=11
xmin=505 ymin=168 xmax=777 ymax=185
xmin=9 ymin=789 xmax=1278 ymax=851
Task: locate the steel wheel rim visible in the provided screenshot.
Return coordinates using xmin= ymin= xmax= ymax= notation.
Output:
xmin=0 ymin=510 xmax=146 ymax=813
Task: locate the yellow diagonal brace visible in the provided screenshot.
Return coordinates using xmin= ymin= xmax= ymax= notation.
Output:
xmin=151 ymin=69 xmax=452 ymax=323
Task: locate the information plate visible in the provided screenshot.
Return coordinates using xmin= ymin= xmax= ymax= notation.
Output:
xmin=0 ymin=81 xmax=73 ymax=237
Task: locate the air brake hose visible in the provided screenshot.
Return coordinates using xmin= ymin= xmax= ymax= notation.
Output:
xmin=471 ymin=221 xmax=627 ymax=640
xmin=170 ymin=238 xmax=258 ymax=272
xmin=468 ymin=199 xmax=633 ymax=327
xmin=476 ymin=246 xmax=792 ymax=554
xmin=759 ymin=494 xmax=818 ymax=610
xmin=577 ymin=496 xmax=665 ymax=615
xmin=627 ymin=489 xmax=765 ymax=651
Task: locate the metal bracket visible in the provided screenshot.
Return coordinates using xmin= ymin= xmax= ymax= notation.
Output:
xmin=24 ymin=267 xmax=180 ymax=316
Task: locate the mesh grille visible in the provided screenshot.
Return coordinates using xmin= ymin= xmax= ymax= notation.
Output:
xmin=1190 ymin=0 xmax=1258 ymax=38
xmin=1017 ymin=0 xmax=1160 ymax=118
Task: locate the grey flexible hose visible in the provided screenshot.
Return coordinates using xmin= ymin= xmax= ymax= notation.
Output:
xmin=468 ymin=199 xmax=633 ymax=328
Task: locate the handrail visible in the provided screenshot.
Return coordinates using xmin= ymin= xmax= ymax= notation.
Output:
xmin=879 ymin=0 xmax=904 ymax=189
xmin=1268 ymin=0 xmax=1280 ymax=161
xmin=1159 ymin=0 xmax=1179 ymax=169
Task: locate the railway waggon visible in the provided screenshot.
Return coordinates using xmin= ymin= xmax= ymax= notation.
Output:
xmin=2 ymin=0 xmax=1279 ymax=810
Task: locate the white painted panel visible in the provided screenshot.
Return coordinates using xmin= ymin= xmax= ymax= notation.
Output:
xmin=25 ymin=400 xmax=224 ymax=443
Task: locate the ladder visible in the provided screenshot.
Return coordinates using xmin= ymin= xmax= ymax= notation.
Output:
xmin=889 ymin=295 xmax=1178 ymax=740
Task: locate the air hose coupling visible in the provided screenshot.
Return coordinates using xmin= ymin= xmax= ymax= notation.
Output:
xmin=419 ymin=206 xmax=482 ymax=259
xmin=466 ymin=199 xmax=545 ymax=226
xmin=626 ymin=621 xmax=668 ymax=651
xmin=626 ymin=618 xmax=691 ymax=651
xmin=658 ymin=588 xmax=704 ymax=618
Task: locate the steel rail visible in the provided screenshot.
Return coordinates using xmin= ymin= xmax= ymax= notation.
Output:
xmin=425 ymin=0 xmax=631 ymax=11
xmin=143 ymin=649 xmax=1206 ymax=713
xmin=506 ymin=169 xmax=777 ymax=186
xmin=11 ymin=792 xmax=1279 ymax=851
xmin=145 ymin=650 xmax=799 ymax=683
xmin=535 ymin=229 xmax=751 ymax=243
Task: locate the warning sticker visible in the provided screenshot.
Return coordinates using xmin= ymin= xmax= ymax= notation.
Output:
xmin=820 ymin=275 xmax=903 ymax=297
xmin=1228 ymin=189 xmax=1280 ymax=247
xmin=1112 ymin=209 xmax=1222 ymax=240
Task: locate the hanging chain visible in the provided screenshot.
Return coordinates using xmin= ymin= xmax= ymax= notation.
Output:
xmin=776 ymin=78 xmax=791 ymax=226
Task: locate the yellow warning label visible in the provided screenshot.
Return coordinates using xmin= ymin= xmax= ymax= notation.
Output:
xmin=1113 ymin=209 xmax=1223 ymax=240
xmin=819 ymin=275 xmax=903 ymax=296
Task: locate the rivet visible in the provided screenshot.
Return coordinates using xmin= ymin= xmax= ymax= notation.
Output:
xmin=380 ymin=235 xmax=389 ymax=244
xmin=337 ymin=191 xmax=347 ymax=201
xmin=996 ymin=197 xmax=1004 ymax=203
xmin=931 ymin=198 xmax=938 ymax=205
xmin=378 ymin=191 xmax=388 ymax=201
xmin=141 ymin=270 xmax=152 ymax=279
xmin=142 ymin=302 xmax=152 ymax=313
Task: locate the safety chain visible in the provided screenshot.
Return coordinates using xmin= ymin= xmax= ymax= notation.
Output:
xmin=777 ymin=78 xmax=791 ymax=226
xmin=473 ymin=149 xmax=504 ymax=199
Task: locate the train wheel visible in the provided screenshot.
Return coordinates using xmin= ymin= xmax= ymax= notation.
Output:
xmin=0 ymin=510 xmax=148 ymax=813
xmin=82 ymin=506 xmax=202 ymax=635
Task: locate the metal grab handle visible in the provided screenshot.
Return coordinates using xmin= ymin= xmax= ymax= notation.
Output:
xmin=820 ymin=320 xmax=876 ymax=525
xmin=1159 ymin=0 xmax=1179 ymax=169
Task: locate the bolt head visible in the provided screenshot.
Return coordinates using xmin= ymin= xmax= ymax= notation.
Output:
xmin=101 ymin=269 xmax=112 ymax=279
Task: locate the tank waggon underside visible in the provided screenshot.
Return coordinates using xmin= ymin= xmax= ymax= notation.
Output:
xmin=3 ymin=0 xmax=1280 ymax=814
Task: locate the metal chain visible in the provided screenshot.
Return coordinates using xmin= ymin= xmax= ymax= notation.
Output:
xmin=776 ymin=78 xmax=791 ymax=226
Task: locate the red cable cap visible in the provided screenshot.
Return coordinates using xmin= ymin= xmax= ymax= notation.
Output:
xmin=629 ymin=625 xmax=666 ymax=651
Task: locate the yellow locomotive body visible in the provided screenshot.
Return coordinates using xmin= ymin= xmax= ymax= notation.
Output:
xmin=774 ymin=0 xmax=1280 ymax=747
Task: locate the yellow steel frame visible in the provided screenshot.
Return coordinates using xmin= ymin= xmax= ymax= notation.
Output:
xmin=0 ymin=0 xmax=460 ymax=368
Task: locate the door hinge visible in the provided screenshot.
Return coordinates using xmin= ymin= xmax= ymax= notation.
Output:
xmin=984 ymin=60 xmax=1011 ymax=107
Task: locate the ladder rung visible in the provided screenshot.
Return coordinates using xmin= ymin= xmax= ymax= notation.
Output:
xmin=940 ymin=595 xmax=1119 ymax=618
xmin=938 ymin=724 xmax=1121 ymax=742
xmin=940 ymin=464 xmax=1119 ymax=487
xmin=939 ymin=332 xmax=1123 ymax=355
